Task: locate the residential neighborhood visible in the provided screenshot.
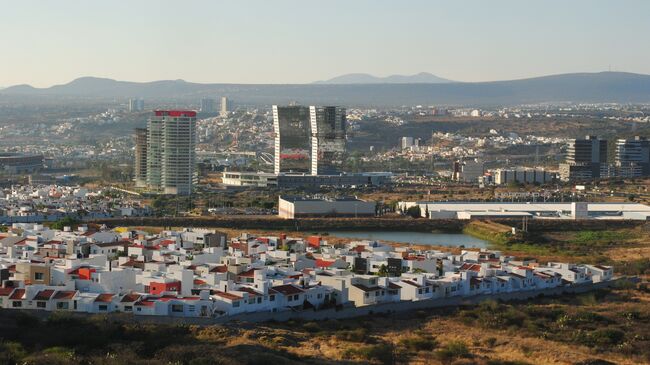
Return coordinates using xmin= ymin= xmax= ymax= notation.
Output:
xmin=0 ymin=185 xmax=150 ymax=224
xmin=0 ymin=223 xmax=613 ymax=319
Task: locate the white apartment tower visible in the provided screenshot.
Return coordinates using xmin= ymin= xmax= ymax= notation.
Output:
xmin=145 ymin=110 xmax=197 ymax=195
xmin=220 ymin=96 xmax=230 ymax=117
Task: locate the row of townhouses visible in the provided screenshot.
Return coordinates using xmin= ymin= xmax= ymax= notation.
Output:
xmin=0 ymin=224 xmax=613 ymax=318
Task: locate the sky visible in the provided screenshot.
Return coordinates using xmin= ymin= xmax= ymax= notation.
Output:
xmin=1 ymin=0 xmax=649 ymax=87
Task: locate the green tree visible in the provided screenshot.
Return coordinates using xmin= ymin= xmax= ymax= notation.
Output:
xmin=50 ymin=217 xmax=80 ymax=231
xmin=406 ymin=205 xmax=421 ymax=218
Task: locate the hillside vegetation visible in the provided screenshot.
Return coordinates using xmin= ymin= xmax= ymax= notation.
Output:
xmin=1 ymin=283 xmax=649 ymax=365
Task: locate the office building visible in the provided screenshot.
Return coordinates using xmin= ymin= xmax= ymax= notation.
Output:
xmin=144 ymin=110 xmax=197 ymax=195
xmin=273 ymin=105 xmax=312 ymax=174
xmin=134 ymin=128 xmax=148 ymax=187
xmin=310 ymin=106 xmax=346 ymax=175
xmin=453 ymin=160 xmax=484 ymax=183
xmin=200 ymin=98 xmax=216 ymax=113
xmin=128 ymin=98 xmax=144 ymax=112
xmin=560 ymin=135 xmax=608 ymax=181
xmin=220 ymin=96 xmax=230 ymax=117
xmin=566 ymin=135 xmax=607 ymax=165
xmin=615 ymin=136 xmax=650 ymax=177
xmin=0 ymin=153 xmax=44 ymax=174
xmin=273 ymin=105 xmax=348 ymax=176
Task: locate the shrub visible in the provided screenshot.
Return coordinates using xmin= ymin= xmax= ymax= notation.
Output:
xmin=302 ymin=321 xmax=321 ymax=333
xmin=0 ymin=342 xmax=27 ymax=363
xmin=484 ymin=337 xmax=498 ymax=348
xmin=335 ymin=327 xmax=370 ymax=343
xmin=344 ymin=344 xmax=393 ymax=364
xmin=434 ymin=341 xmax=471 ymax=362
xmin=587 ymin=328 xmax=625 ymax=347
xmin=398 ymin=336 xmax=437 ymax=351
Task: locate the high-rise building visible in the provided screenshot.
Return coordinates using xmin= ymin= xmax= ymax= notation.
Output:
xmin=273 ymin=105 xmax=312 ymax=174
xmin=566 ymin=135 xmax=607 ymax=165
xmin=129 ymin=98 xmax=144 ymax=112
xmin=145 ymin=110 xmax=197 ymax=195
xmin=309 ymin=106 xmax=346 ymax=175
xmin=453 ymin=159 xmax=484 ymax=183
xmin=146 ymin=116 xmax=164 ymax=188
xmin=220 ymin=96 xmax=230 ymax=117
xmin=401 ymin=137 xmax=415 ymax=150
xmin=615 ymin=136 xmax=650 ymax=177
xmin=200 ymin=98 xmax=216 ymax=113
xmin=560 ymin=135 xmax=608 ymax=181
xmin=134 ymin=128 xmax=148 ymax=187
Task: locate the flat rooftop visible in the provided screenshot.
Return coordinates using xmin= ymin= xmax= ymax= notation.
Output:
xmin=280 ymin=196 xmax=366 ymax=202
xmin=410 ymin=202 xmax=650 ymax=212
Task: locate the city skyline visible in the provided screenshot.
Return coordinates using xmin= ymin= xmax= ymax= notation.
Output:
xmin=2 ymin=0 xmax=650 ymax=87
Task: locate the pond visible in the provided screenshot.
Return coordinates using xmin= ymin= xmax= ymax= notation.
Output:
xmin=325 ymin=230 xmax=488 ymax=248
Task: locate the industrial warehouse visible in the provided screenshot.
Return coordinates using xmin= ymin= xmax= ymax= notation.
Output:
xmin=278 ymin=196 xmax=376 ymax=219
xmin=397 ymin=201 xmax=650 ymax=220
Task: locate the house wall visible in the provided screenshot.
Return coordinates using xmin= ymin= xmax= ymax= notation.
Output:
xmin=15 ymin=263 xmax=51 ymax=285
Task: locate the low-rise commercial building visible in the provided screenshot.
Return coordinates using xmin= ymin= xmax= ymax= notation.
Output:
xmin=0 ymin=153 xmax=44 ymax=174
xmin=221 ymin=171 xmax=391 ymax=189
xmin=278 ymin=196 xmax=376 ymax=219
xmin=493 ymin=168 xmax=556 ymax=185
xmin=398 ymin=201 xmax=650 ymax=220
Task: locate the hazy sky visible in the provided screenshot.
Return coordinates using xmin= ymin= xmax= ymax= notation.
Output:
xmin=2 ymin=0 xmax=649 ymax=87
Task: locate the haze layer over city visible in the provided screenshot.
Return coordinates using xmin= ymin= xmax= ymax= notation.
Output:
xmin=1 ymin=1 xmax=649 ymax=365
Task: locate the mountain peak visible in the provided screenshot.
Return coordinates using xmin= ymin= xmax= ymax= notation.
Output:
xmin=314 ymin=72 xmax=453 ymax=84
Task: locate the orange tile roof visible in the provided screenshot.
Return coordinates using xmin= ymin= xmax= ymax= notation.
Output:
xmin=33 ymin=289 xmax=55 ymax=300
xmin=94 ymin=293 xmax=114 ymax=303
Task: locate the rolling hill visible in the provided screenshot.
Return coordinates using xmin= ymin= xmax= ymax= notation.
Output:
xmin=3 ymin=72 xmax=650 ymax=106
xmin=313 ymin=72 xmax=453 ymax=84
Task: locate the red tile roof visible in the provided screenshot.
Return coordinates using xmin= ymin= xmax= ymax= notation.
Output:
xmin=33 ymin=289 xmax=55 ymax=301
xmin=237 ymin=287 xmax=262 ymax=297
xmin=134 ymin=300 xmax=155 ymax=307
xmin=94 ymin=293 xmax=114 ymax=303
xmin=238 ymin=268 xmax=258 ymax=278
xmin=0 ymin=287 xmax=14 ymax=296
xmin=271 ymin=284 xmax=304 ymax=296
xmin=209 ymin=265 xmax=228 ymax=273
xmin=401 ymin=280 xmax=423 ymax=288
xmin=121 ymin=293 xmax=141 ymax=303
xmin=212 ymin=290 xmax=242 ymax=301
xmin=9 ymin=289 xmax=25 ymax=300
xmin=460 ymin=263 xmax=482 ymax=272
xmin=160 ymin=239 xmax=176 ymax=246
xmin=53 ymin=291 xmax=77 ymax=300
xmin=352 ymin=246 xmax=366 ymax=253
xmin=315 ymin=259 xmax=334 ymax=268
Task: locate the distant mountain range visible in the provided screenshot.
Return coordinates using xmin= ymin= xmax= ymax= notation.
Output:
xmin=313 ymin=72 xmax=453 ymax=84
xmin=3 ymin=72 xmax=650 ymax=106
